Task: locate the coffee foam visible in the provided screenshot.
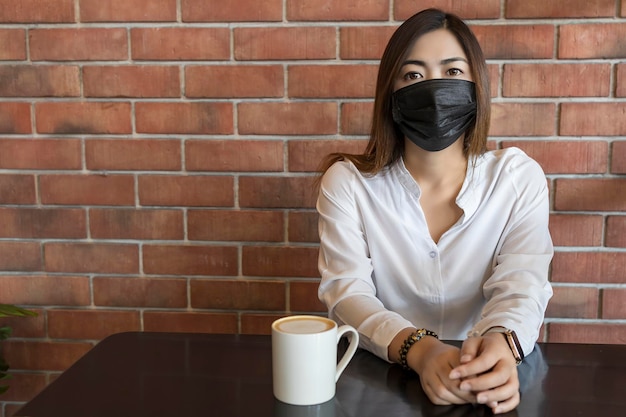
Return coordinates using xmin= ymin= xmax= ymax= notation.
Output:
xmin=275 ymin=316 xmax=334 ymax=334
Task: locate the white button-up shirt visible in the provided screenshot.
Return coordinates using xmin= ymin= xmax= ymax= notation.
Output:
xmin=317 ymin=147 xmax=553 ymax=360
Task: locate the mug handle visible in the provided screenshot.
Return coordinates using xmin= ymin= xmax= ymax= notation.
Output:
xmin=335 ymin=325 xmax=359 ymax=382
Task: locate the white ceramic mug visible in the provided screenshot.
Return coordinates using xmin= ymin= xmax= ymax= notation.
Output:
xmin=271 ymin=315 xmax=359 ymax=406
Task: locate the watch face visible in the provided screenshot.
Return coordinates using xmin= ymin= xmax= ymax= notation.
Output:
xmin=503 ymin=330 xmax=524 ymax=364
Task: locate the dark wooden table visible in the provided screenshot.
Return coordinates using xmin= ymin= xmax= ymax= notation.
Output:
xmin=15 ymin=332 xmax=626 ymax=417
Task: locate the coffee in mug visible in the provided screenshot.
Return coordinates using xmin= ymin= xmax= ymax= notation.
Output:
xmin=271 ymin=315 xmax=359 ymax=406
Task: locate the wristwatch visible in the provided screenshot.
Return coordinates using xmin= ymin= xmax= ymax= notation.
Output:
xmin=484 ymin=327 xmax=524 ymax=365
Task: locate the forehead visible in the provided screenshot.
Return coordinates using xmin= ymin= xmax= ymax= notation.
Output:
xmin=403 ymin=28 xmax=467 ymax=63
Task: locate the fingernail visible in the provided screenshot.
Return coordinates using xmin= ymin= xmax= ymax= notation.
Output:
xmin=460 ymin=382 xmax=470 ymax=391
xmin=477 ymin=395 xmax=487 ymax=404
xmin=449 ymin=370 xmax=460 ymax=379
xmin=460 ymin=354 xmax=472 ymax=363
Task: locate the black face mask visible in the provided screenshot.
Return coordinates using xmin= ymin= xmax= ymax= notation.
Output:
xmin=392 ymin=79 xmax=477 ymax=152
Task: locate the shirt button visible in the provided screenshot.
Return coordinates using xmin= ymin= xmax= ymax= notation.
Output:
xmin=429 ymin=251 xmax=437 ymax=258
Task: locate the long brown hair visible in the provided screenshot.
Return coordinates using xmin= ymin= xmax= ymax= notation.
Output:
xmin=318 ymin=8 xmax=490 ymax=175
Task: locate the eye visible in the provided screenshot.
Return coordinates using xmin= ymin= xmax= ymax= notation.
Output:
xmin=403 ymin=71 xmax=423 ymax=81
xmin=447 ymin=68 xmax=464 ymax=76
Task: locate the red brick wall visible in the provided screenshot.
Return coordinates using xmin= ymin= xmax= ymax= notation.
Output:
xmin=0 ymin=0 xmax=625 ymax=413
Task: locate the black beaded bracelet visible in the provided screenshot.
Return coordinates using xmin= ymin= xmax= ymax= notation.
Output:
xmin=398 ymin=328 xmax=438 ymax=370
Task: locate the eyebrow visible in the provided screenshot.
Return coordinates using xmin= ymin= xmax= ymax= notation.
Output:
xmin=401 ymin=57 xmax=469 ymax=67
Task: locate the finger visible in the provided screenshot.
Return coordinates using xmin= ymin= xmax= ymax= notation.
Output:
xmin=450 ymin=350 xmax=497 ymax=380
xmin=491 ymin=392 xmax=520 ymax=414
xmin=460 ymin=363 xmax=515 ymax=392
xmin=459 ymin=336 xmax=481 ymax=364
xmin=475 ymin=377 xmax=519 ymax=405
xmin=423 ymin=376 xmax=475 ymax=405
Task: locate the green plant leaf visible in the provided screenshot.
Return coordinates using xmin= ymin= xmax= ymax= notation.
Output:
xmin=0 ymin=304 xmax=38 ymax=318
xmin=0 ymin=304 xmax=37 ymax=396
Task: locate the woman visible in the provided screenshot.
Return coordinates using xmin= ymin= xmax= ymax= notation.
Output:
xmin=316 ymin=8 xmax=553 ymax=414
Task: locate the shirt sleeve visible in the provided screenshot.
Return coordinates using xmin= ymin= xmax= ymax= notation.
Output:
xmin=317 ymin=162 xmax=414 ymax=361
xmin=469 ymin=156 xmax=553 ymax=356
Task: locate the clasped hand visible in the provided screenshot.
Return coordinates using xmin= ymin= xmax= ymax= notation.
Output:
xmin=412 ymin=333 xmax=519 ymax=414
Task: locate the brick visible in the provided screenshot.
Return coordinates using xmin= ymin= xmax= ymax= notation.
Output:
xmin=395 ymin=0 xmax=500 ymax=19
xmin=242 ymin=246 xmax=319 ymax=277
xmin=548 ymin=323 xmax=626 ymax=344
xmin=80 ymin=0 xmax=177 ymax=22
xmin=85 ymin=139 xmax=181 ymax=171
xmin=0 ymin=242 xmax=41 ymax=271
xmin=561 ymin=103 xmax=626 ymax=136
xmin=2 ymin=340 xmax=92 ymax=371
xmin=288 ymin=139 xmax=367 ymax=172
xmin=288 ymin=211 xmax=319 ymax=243
xmin=241 ymin=314 xmax=284 ymax=335
xmin=36 ymin=102 xmax=132 ymax=134
xmin=45 ymin=242 xmax=139 ymax=274
xmin=142 ymin=245 xmax=238 ymax=276
xmin=503 ymin=64 xmax=610 ymax=97
xmin=187 ymin=210 xmax=284 ymax=242
xmin=143 ymin=312 xmax=238 ymax=333
xmin=0 ymin=102 xmax=31 ymax=134
xmin=48 ymin=309 xmax=140 ymax=340
xmin=234 ymin=27 xmax=335 ymax=60
xmin=606 ymin=216 xmax=626 ymax=248
xmin=288 ymin=65 xmax=378 ymax=98
xmin=191 ymin=280 xmax=286 ymax=310
xmin=0 ymin=65 xmax=80 ymax=97
xmin=90 ymin=208 xmax=184 ymax=240
xmin=623 ymin=1 xmax=626 ymax=17
xmin=84 ymin=66 xmax=180 ymax=98
xmin=341 ymin=103 xmax=374 ymax=136
xmin=135 ymin=102 xmax=233 ymax=134
xmin=0 ymin=138 xmax=81 ymax=170
xmin=488 ymin=64 xmax=499 ymax=97
xmin=0 ymin=208 xmax=86 ymax=239
xmin=0 ymin=275 xmax=89 ymax=306
xmin=611 ymin=141 xmax=626 ymax=174
xmin=40 ymin=174 xmax=135 ymax=206
xmin=617 ymin=64 xmax=626 ymax=97
xmin=0 ymin=0 xmax=74 ymax=22
xmin=554 ymin=179 xmax=626 ymax=211
xmin=30 ymin=28 xmax=127 ymax=61
xmin=502 ymin=141 xmax=608 ymax=174
xmin=138 ymin=175 xmax=234 ymax=207
xmin=238 ymin=102 xmax=337 ymax=135
xmin=0 ymin=309 xmax=45 ymax=337
xmin=185 ymin=65 xmax=283 ymax=98
xmin=239 ymin=176 xmax=317 ymax=208
xmin=548 ymin=214 xmax=603 ymax=247
xmin=186 ymin=140 xmax=283 ymax=172
xmin=0 ymin=372 xmax=47 ymax=402
xmin=0 ymin=175 xmax=35 ymax=204
xmin=559 ymin=24 xmax=626 ymax=59
xmin=93 ymin=277 xmax=187 ymax=308
xmin=290 ymin=281 xmax=325 ymax=312
xmin=287 ymin=0 xmax=389 ymax=21
xmin=551 ymin=252 xmax=626 ymax=284
xmin=489 ymin=103 xmax=555 ymax=136
xmin=131 ymin=28 xmax=230 ymax=60
xmin=506 ymin=0 xmax=614 ymax=18
xmin=545 ymin=286 xmax=598 ymax=319
xmin=182 ymin=0 xmax=282 ymax=22
xmin=471 ymin=25 xmax=554 ymax=59
xmin=340 ymin=26 xmax=397 ymax=60
xmin=0 ymin=29 xmax=26 ymax=60
xmin=602 ymin=289 xmax=626 ymax=319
